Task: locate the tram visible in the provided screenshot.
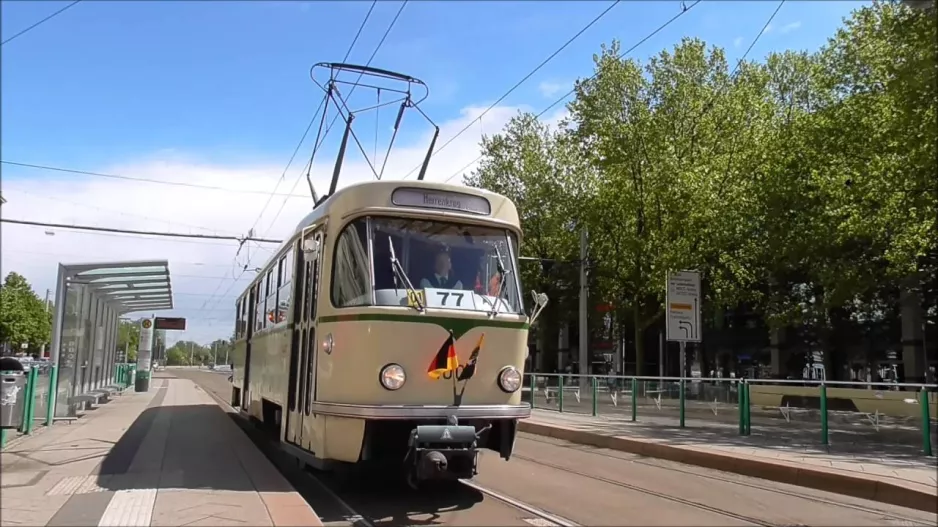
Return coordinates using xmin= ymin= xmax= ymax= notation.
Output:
xmin=229 ymin=179 xmax=547 ymax=487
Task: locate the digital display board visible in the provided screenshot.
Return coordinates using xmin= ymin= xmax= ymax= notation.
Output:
xmin=154 ymin=317 xmax=187 ymax=331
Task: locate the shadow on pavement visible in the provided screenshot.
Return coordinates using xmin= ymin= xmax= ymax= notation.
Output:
xmin=98 ymin=402 xmax=294 ymax=493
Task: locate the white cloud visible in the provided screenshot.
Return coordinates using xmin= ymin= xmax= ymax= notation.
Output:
xmin=0 ymin=103 xmax=568 ymax=346
xmin=764 ymin=23 xmax=773 ymax=34
xmin=733 ymin=36 xmax=744 ymax=48
xmin=778 ymin=21 xmax=802 ymax=35
xmin=538 ymin=80 xmax=566 ymax=99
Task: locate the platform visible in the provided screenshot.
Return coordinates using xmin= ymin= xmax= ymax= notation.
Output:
xmin=0 ymin=377 xmax=322 ymax=527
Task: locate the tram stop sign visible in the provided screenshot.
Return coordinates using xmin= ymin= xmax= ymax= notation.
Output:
xmin=154 ymin=317 xmax=187 ymax=331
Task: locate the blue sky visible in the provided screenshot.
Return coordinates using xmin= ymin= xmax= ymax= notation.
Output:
xmin=1 ymin=0 xmax=868 ymax=344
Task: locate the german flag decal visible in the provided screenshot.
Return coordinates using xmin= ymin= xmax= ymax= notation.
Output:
xmin=428 ymin=332 xmax=458 ymax=380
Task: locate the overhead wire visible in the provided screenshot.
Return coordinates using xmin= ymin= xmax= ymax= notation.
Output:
xmin=400 ymin=0 xmax=624 ymax=181
xmin=441 ymin=0 xmax=704 ymax=184
xmin=0 ymin=218 xmax=282 ymax=244
xmin=2 ymin=0 xmax=82 ymax=46
xmin=0 ymin=161 xmax=309 ymax=198
xmin=199 ymin=1 xmax=387 ymax=318
xmin=258 ymin=0 xmax=409 ymax=241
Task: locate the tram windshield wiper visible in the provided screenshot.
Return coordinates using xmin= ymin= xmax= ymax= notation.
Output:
xmin=388 ymin=236 xmax=425 ymax=312
xmin=488 ymin=244 xmax=511 ymax=317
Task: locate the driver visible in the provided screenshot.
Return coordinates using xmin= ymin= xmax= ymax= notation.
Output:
xmin=420 ymin=249 xmax=463 ymax=290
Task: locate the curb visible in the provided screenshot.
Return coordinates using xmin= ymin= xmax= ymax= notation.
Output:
xmin=518 ymin=420 xmax=938 ymax=514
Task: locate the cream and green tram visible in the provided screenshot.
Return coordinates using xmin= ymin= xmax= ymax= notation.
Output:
xmin=229 ymin=180 xmax=544 ymax=485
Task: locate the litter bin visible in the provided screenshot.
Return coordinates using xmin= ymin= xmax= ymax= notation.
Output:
xmin=1 ymin=371 xmax=27 ymax=429
xmin=134 ymin=368 xmax=150 ymax=393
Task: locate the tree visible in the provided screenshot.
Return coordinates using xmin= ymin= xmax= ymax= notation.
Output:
xmin=0 ymin=272 xmax=52 ymax=349
xmin=567 ymin=38 xmax=757 ymax=374
xmin=166 ymin=347 xmax=187 ymax=366
xmin=464 ymin=112 xmax=589 ymax=369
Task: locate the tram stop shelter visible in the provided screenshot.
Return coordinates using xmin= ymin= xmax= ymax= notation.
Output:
xmin=46 ymin=260 xmax=174 ymax=421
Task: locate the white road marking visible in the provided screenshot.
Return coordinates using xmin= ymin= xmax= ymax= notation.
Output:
xmin=97 ymin=488 xmax=157 ymax=527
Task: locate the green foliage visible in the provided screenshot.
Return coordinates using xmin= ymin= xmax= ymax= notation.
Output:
xmin=463 ymin=0 xmax=936 ymax=367
xmin=0 ymin=272 xmax=52 ymax=349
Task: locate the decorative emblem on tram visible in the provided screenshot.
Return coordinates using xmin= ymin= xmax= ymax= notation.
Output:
xmin=426 ymin=332 xmax=485 ymax=406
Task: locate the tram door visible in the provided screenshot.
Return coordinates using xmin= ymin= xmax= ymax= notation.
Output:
xmin=241 ymin=284 xmax=256 ymax=410
xmin=286 ymin=230 xmax=322 ymax=448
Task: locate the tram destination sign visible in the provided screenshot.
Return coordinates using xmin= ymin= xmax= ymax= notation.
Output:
xmin=392 ymin=188 xmax=491 ymax=215
xmin=154 ymin=317 xmax=187 ymax=331
xmin=666 ymin=270 xmax=701 ymax=343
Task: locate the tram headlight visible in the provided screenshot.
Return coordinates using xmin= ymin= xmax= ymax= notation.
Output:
xmin=380 ymin=363 xmax=406 ymax=391
xmin=497 ymin=366 xmax=522 ymax=393
xmin=322 ymin=333 xmax=334 ymax=355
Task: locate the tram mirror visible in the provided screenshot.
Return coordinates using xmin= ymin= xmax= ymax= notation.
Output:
xmin=528 ymin=290 xmax=549 ymax=324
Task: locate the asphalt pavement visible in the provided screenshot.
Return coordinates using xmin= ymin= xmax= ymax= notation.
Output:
xmin=167 ymin=369 xmax=938 ymax=527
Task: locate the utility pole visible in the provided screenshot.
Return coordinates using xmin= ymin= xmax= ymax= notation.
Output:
xmin=223 ymin=341 xmax=229 ymax=366
xmin=188 ymin=342 xmax=193 ymax=366
xmin=578 ymin=227 xmax=589 ymax=391
xmin=212 ymin=341 xmax=217 ymax=366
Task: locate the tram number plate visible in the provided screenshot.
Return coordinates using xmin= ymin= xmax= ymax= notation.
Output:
xmin=424 ymin=288 xmax=477 ymax=311
xmin=407 ymin=290 xmax=426 ymax=307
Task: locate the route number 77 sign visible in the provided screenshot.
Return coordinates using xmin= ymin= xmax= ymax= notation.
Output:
xmin=666 ymin=270 xmax=702 ymax=343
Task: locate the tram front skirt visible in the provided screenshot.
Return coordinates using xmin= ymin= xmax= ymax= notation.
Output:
xmin=405 ymin=420 xmax=479 ymax=489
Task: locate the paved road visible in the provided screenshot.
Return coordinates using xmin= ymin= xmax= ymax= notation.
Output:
xmin=167 ymin=369 xmax=938 ymax=527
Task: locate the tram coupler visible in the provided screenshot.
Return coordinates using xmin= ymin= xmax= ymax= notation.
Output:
xmin=405 ymin=420 xmax=479 ymax=488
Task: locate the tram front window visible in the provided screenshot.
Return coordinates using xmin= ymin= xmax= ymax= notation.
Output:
xmin=331 ymin=217 xmax=522 ymax=313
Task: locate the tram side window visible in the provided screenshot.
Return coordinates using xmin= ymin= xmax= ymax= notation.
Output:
xmin=240 ymin=296 xmax=250 ymax=336
xmin=331 ymin=219 xmax=372 ymax=307
xmin=277 ymin=249 xmax=294 ymax=323
xmin=235 ymin=299 xmax=242 ymax=338
xmin=255 ymin=281 xmax=266 ymax=331
xmin=265 ymin=268 xmax=277 ymax=326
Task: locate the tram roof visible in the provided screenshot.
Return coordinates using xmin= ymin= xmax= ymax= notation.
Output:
xmin=244 ymin=179 xmax=520 ymax=292
xmin=292 ymin=179 xmax=519 ymax=235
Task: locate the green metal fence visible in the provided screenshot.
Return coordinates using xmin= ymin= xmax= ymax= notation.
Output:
xmin=523 ymin=373 xmax=936 ymax=457
xmin=1 ymin=362 xmax=137 ymax=449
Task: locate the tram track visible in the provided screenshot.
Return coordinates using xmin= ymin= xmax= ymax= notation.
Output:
xmin=169 ymin=370 xmax=937 ymax=527
xmin=171 ymin=370 xmax=574 ymax=526
xmin=517 ymin=433 xmax=936 ymax=526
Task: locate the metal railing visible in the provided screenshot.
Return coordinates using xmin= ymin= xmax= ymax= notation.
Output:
xmin=522 ymin=373 xmax=937 ymax=457
xmin=1 ymin=362 xmax=137 ymax=449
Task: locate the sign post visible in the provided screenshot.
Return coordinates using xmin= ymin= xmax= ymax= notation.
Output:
xmin=136 ymin=318 xmax=154 ymax=392
xmin=666 ymin=271 xmax=702 ymax=379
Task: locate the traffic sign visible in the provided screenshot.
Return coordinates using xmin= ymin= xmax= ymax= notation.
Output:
xmin=666 ymin=270 xmax=701 ymax=343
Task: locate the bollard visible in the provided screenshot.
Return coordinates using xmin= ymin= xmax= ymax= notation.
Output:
xmin=820 ymin=383 xmax=829 ymax=446
xmin=45 ymin=364 xmax=58 ymax=427
xmin=631 ymin=378 xmax=638 ymax=422
xmin=591 ymin=377 xmax=598 ymax=417
xmin=679 ymin=379 xmax=686 ymax=428
xmin=530 ymin=374 xmax=537 ymax=410
xmin=745 ymin=381 xmax=751 ymax=435
xmin=738 ymin=381 xmax=745 ymax=435
xmin=921 ymin=387 xmax=932 ymax=457
xmin=558 ymin=375 xmax=564 ymax=413
xmin=19 ymin=367 xmax=36 ymax=435
xmin=23 ymin=367 xmax=38 ymax=435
